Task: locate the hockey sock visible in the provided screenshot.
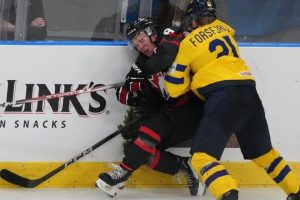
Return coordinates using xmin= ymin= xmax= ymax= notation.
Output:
xmin=121 ymin=125 xmax=161 ymax=171
xmin=191 ymin=152 xmax=237 ymax=199
xmin=252 ymin=148 xmax=300 ymax=195
xmin=147 ymin=149 xmax=180 ymax=175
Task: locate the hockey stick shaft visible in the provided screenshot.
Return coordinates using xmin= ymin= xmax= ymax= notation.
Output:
xmin=0 ymin=82 xmax=124 ymax=108
xmin=0 ymin=117 xmax=141 ymax=188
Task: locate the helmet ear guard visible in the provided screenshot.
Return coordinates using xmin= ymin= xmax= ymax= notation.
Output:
xmin=143 ymin=26 xmax=155 ymax=37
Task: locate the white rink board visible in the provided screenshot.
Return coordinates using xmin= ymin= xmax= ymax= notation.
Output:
xmin=0 ymin=44 xmax=299 ymax=162
xmin=0 ymin=44 xmax=136 ymax=162
xmin=239 ymin=47 xmax=300 ymax=161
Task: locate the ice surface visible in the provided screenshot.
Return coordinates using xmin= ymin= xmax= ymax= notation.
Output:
xmin=0 ymin=187 xmax=286 ymax=200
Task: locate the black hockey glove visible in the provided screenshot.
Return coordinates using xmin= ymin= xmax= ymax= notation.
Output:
xmin=116 ymin=86 xmax=146 ymax=107
xmin=125 ymin=62 xmax=146 ymax=94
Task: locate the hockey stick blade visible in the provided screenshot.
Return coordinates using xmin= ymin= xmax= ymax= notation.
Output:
xmin=0 ymin=117 xmax=141 ymax=188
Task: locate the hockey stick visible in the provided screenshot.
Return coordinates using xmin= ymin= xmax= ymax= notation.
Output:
xmin=0 ymin=82 xmax=124 ymax=108
xmin=0 ymin=117 xmax=141 ymax=188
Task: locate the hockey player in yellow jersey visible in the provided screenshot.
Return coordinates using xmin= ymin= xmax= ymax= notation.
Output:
xmin=165 ymin=0 xmax=300 ymax=200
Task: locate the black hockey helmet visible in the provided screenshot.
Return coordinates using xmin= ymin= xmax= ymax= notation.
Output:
xmin=125 ymin=17 xmax=157 ymax=40
xmin=186 ymin=0 xmax=216 ymax=18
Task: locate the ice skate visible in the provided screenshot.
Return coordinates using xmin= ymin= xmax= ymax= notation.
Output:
xmin=96 ymin=165 xmax=131 ymax=197
xmin=179 ymin=157 xmax=199 ymax=196
xmin=219 ymin=189 xmax=238 ymax=200
xmin=287 ymin=188 xmax=300 ymax=200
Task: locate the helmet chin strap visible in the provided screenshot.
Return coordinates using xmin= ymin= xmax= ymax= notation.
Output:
xmin=149 ymin=35 xmax=156 ymax=44
xmin=147 ymin=32 xmax=158 ymax=45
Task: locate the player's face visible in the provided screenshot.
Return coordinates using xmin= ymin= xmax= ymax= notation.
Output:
xmin=131 ymin=32 xmax=156 ymax=57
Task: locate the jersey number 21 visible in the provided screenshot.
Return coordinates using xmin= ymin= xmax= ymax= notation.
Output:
xmin=209 ymin=36 xmax=239 ymax=58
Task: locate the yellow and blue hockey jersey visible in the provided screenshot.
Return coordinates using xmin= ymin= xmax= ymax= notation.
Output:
xmin=165 ymin=19 xmax=255 ymax=99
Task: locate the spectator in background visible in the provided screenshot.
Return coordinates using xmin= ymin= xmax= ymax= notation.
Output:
xmin=90 ymin=13 xmax=118 ymax=41
xmin=152 ymin=0 xmax=191 ymax=32
xmin=1 ymin=0 xmax=47 ymax=40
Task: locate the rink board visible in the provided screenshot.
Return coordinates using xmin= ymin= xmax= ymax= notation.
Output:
xmin=0 ymin=43 xmax=300 ymax=188
xmin=0 ymin=162 xmax=299 ymax=188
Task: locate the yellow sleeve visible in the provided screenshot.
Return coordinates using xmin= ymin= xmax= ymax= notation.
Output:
xmin=164 ymin=42 xmax=191 ymax=98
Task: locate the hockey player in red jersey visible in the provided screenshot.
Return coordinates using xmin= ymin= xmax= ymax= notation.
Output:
xmin=95 ymin=17 xmax=204 ymax=197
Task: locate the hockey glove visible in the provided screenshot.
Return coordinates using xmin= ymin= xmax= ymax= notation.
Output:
xmin=125 ymin=62 xmax=146 ymax=93
xmin=116 ymin=86 xmax=147 ymax=107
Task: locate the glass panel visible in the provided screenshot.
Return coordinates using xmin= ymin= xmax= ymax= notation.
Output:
xmin=25 ymin=0 xmax=47 ymax=41
xmin=0 ymin=0 xmax=15 ymax=40
xmin=216 ymin=0 xmax=300 ymax=42
xmin=0 ymin=0 xmax=46 ymax=41
xmin=152 ymin=0 xmax=300 ymax=43
xmin=14 ymin=0 xmax=30 ymax=41
xmin=152 ymin=0 xmax=190 ymax=32
xmin=44 ymin=0 xmax=122 ymax=41
xmin=0 ymin=0 xmax=299 ymax=42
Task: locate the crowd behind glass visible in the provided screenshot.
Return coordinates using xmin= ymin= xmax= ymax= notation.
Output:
xmin=0 ymin=0 xmax=299 ymax=42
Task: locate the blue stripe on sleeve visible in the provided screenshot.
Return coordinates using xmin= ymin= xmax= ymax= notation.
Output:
xmin=176 ymin=64 xmax=186 ymax=72
xmin=165 ymin=75 xmax=184 ymax=84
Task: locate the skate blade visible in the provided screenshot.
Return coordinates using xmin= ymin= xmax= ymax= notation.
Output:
xmin=95 ymin=179 xmax=125 ymax=197
xmin=96 ymin=179 xmax=118 ymax=197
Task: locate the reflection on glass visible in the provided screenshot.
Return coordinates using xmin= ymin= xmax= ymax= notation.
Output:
xmin=225 ymin=0 xmax=300 ymax=42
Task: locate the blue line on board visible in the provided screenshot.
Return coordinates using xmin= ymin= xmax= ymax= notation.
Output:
xmin=0 ymin=41 xmax=300 ymax=47
xmin=0 ymin=41 xmax=128 ymax=46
